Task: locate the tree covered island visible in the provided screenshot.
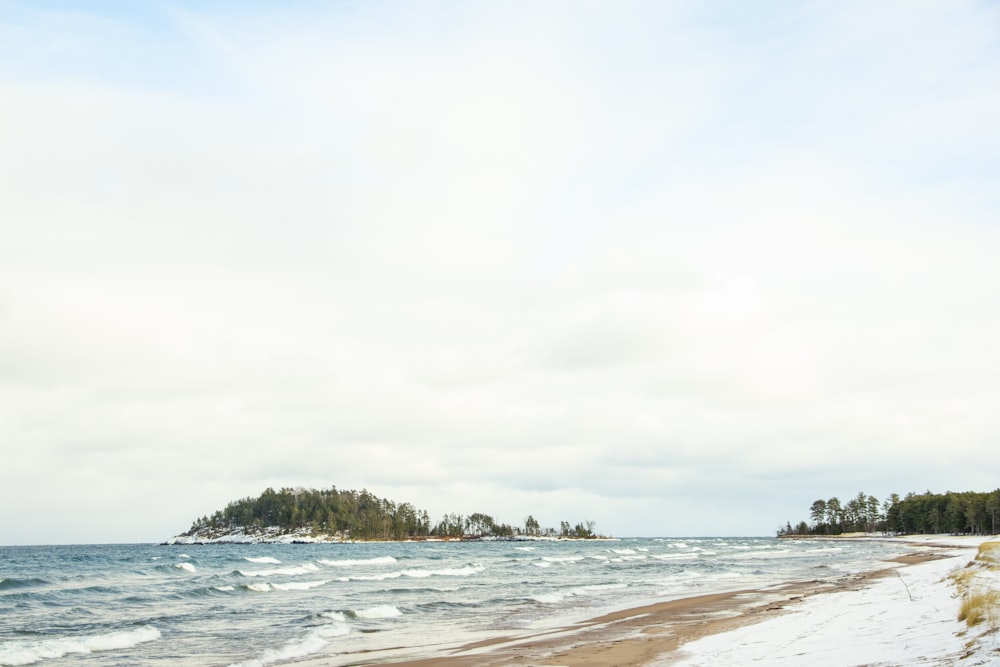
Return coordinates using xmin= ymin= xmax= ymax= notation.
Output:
xmin=168 ymin=485 xmax=602 ymax=544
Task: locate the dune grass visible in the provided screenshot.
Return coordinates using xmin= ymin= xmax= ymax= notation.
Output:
xmin=951 ymin=541 xmax=1000 ymax=628
xmin=974 ymin=541 xmax=1000 ymax=565
xmin=958 ymin=589 xmax=1000 ymax=627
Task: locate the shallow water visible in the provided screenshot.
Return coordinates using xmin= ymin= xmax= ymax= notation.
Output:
xmin=0 ymin=538 xmax=910 ymax=666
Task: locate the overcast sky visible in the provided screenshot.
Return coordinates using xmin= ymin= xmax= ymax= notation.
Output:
xmin=2 ymin=1 xmax=999 ymax=545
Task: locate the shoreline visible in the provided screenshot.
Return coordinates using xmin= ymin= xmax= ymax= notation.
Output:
xmin=301 ymin=535 xmax=994 ymax=667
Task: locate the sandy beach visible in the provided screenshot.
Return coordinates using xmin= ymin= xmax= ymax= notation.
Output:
xmin=304 ymin=536 xmax=1000 ymax=667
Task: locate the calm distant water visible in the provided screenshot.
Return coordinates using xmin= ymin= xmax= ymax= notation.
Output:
xmin=0 ymin=538 xmax=910 ymax=666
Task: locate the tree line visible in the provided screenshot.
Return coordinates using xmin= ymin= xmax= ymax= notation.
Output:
xmin=184 ymin=485 xmax=599 ymax=541
xmin=779 ymin=488 xmax=1000 ymax=536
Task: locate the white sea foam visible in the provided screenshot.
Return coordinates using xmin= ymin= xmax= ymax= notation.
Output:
xmin=533 ymin=561 xmax=552 ymax=568
xmin=726 ymin=549 xmax=792 ymax=560
xmin=399 ymin=565 xmax=484 ymax=578
xmin=316 ymin=622 xmax=350 ymax=638
xmin=532 ymin=583 xmax=628 ymax=605
xmin=272 ymin=580 xmax=329 ymax=591
xmin=239 ymin=564 xmax=319 ymax=577
xmin=515 ymin=546 xmax=536 ymax=551
xmin=215 ymin=586 xmax=236 ymax=592
xmin=244 ymin=556 xmax=281 ymax=564
xmin=541 ymin=556 xmax=584 ymax=563
xmin=336 ymin=571 xmax=404 ymax=582
xmin=178 ymin=554 xmax=191 ymax=559
xmin=175 ymin=562 xmax=196 ymax=573
xmin=0 ymin=626 xmax=160 ymax=666
xmin=611 ymin=548 xmax=636 ymax=555
xmin=577 ymin=583 xmax=629 ymax=593
xmin=342 ymin=565 xmax=484 ymax=580
xmin=651 ymin=553 xmax=699 ymax=561
xmin=355 ymin=605 xmax=403 ymax=619
xmin=321 ymin=611 xmax=347 ymax=622
xmin=317 ymin=556 xmax=397 ymax=567
xmin=247 ymin=583 xmax=271 ymax=592
xmin=227 ymin=616 xmax=350 ymax=667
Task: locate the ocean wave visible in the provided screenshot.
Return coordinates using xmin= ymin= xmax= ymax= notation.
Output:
xmin=531 ymin=583 xmax=628 ymax=604
xmin=238 ymin=564 xmax=320 ymax=577
xmin=246 ymin=583 xmax=272 ymax=593
xmin=244 ymin=557 xmax=281 ymax=564
xmin=0 ymin=625 xmax=160 ymax=666
xmin=354 ymin=605 xmax=402 ymax=619
xmin=174 ymin=562 xmax=197 ymax=573
xmin=336 ymin=572 xmax=400 ymax=582
xmin=651 ymin=553 xmax=699 ymax=561
xmin=724 ymin=549 xmax=792 ymax=560
xmin=272 ymin=580 xmax=329 ymax=591
xmin=340 ymin=564 xmax=484 ymax=581
xmin=317 ymin=556 xmax=397 ymax=567
xmin=541 ymin=556 xmax=584 ymax=563
xmin=399 ymin=565 xmax=484 ymax=578
xmin=0 ymin=578 xmax=48 ymax=591
xmin=227 ymin=620 xmax=349 ymax=667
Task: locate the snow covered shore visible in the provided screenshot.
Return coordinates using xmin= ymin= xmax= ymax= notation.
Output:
xmin=663 ymin=535 xmax=1000 ymax=666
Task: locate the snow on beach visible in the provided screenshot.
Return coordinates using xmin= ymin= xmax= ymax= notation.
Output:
xmin=664 ymin=536 xmax=1000 ymax=667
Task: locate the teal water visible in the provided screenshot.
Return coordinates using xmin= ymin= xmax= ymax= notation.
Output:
xmin=0 ymin=538 xmax=909 ymax=666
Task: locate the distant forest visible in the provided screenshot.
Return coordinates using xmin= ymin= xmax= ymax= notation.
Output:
xmin=184 ymin=486 xmax=599 ymax=541
xmin=779 ymin=489 xmax=1000 ymax=537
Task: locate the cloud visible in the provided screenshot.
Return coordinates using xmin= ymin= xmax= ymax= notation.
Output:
xmin=1 ymin=1 xmax=999 ymax=543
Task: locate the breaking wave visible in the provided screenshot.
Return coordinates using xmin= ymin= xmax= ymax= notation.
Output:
xmin=0 ymin=626 xmax=160 ymax=666
xmin=337 ymin=564 xmax=484 ymax=581
xmin=226 ymin=620 xmax=349 ymax=667
xmin=238 ymin=564 xmax=320 ymax=577
xmin=354 ymin=605 xmax=402 ymax=619
xmin=271 ymin=580 xmax=329 ymax=591
xmin=317 ymin=556 xmax=397 ymax=567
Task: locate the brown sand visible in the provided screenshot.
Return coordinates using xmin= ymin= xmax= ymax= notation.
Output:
xmin=304 ymin=551 xmax=944 ymax=667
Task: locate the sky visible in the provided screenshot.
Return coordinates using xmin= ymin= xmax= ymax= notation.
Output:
xmin=2 ymin=0 xmax=1000 ymax=545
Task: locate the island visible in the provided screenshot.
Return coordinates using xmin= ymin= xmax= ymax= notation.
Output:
xmin=165 ymin=485 xmax=603 ymax=544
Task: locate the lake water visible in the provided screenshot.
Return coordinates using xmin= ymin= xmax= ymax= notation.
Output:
xmin=0 ymin=537 xmax=911 ymax=666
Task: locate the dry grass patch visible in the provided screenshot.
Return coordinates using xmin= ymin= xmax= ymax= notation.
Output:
xmin=958 ymin=589 xmax=1000 ymax=627
xmin=951 ymin=542 xmax=1000 ymax=629
xmin=975 ymin=541 xmax=1000 ymax=565
xmin=950 ymin=566 xmax=979 ymax=593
